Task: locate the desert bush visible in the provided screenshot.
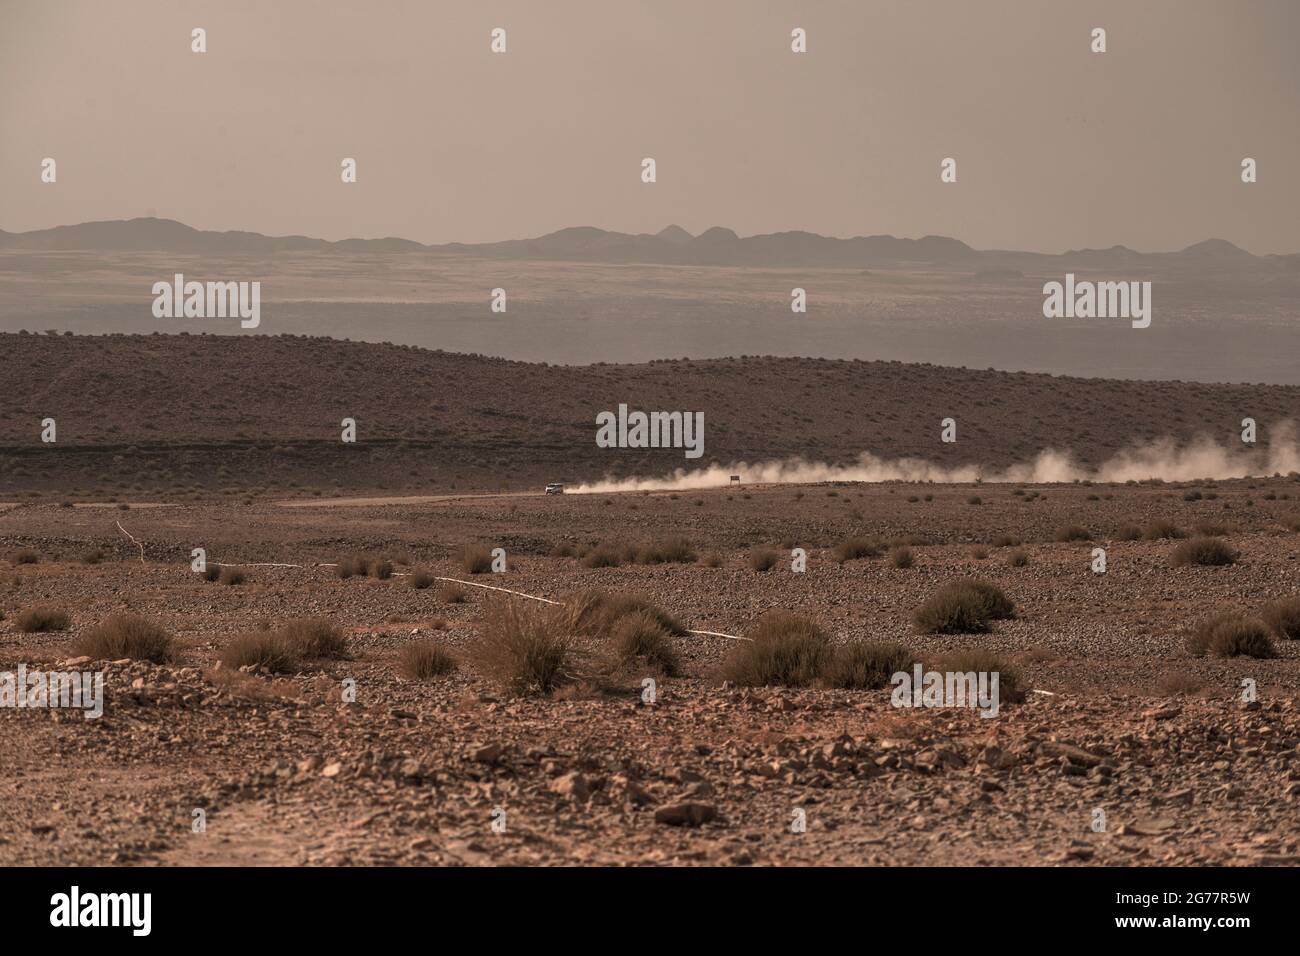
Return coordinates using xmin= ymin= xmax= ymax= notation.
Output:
xmin=398 ymin=639 xmax=457 ymax=680
xmin=564 ymin=590 xmax=687 ymax=637
xmin=889 ymin=546 xmax=914 ymax=569
xmin=722 ymin=611 xmax=830 ymax=687
xmin=1007 ymin=549 xmax=1029 ymax=567
xmin=437 ymin=582 xmax=468 ymax=603
xmin=581 ymin=544 xmax=622 ymax=568
xmin=280 ymin=618 xmax=349 ymax=659
xmin=81 ymin=550 xmax=103 ymax=565
xmin=409 ymin=569 xmax=434 ymax=589
xmin=219 ymin=566 xmax=246 ymax=586
xmin=609 ymin=610 xmax=681 ymax=676
xmin=832 ymin=536 xmax=881 ymax=563
xmin=991 ymin=534 xmax=1020 ymax=548
xmin=1142 ymin=520 xmax=1184 ymax=540
xmin=928 ymin=649 xmax=1024 ymax=703
xmin=914 ymin=579 xmax=1014 ymax=634
xmin=700 ymin=552 xmax=723 ymax=568
xmin=1053 ymin=525 xmax=1091 ymax=542
xmin=335 ymin=556 xmax=364 ymax=579
xmin=459 ymin=545 xmax=493 ymax=574
xmin=1261 ymin=597 xmax=1300 ymax=641
xmin=202 ymin=563 xmax=222 ymax=582
xmin=748 ymin=547 xmax=780 ymax=572
xmin=11 ymin=550 xmax=39 ymax=565
xmin=969 ymin=546 xmax=989 ymax=560
xmin=1193 ymin=521 xmax=1228 ymax=537
xmin=1170 ymin=536 xmax=1237 ymax=567
xmin=1186 ymin=612 xmax=1276 ymax=659
xmin=16 ymin=606 xmax=70 ymax=632
xmin=824 ymin=640 xmax=914 ymax=690
xmin=220 ymin=631 xmax=300 ymax=673
xmin=633 ymin=538 xmax=696 ymax=565
xmin=369 ymin=558 xmax=393 ymax=580
xmin=75 ymin=613 xmax=172 ymax=663
xmin=472 ymin=600 xmax=575 ymax=695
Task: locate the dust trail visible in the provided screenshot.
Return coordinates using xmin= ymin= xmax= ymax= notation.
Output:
xmin=571 ymin=424 xmax=1300 ymax=493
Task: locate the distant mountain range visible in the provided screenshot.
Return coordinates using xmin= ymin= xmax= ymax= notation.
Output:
xmin=2 ymin=218 xmax=1297 ymax=273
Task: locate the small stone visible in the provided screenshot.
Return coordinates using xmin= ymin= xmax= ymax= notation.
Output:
xmin=321 ymin=762 xmax=342 ymax=778
xmin=550 ymin=771 xmax=591 ymax=801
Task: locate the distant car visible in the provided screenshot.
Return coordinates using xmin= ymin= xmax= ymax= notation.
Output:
xmin=544 ymin=483 xmax=565 ymax=495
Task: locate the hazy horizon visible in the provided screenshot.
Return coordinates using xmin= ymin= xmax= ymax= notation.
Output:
xmin=3 ymin=0 xmax=1298 ymax=253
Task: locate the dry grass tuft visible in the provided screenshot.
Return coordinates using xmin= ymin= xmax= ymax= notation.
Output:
xmin=398 ymin=639 xmax=457 ymax=680
xmin=1186 ymin=612 xmax=1277 ymax=659
xmin=16 ymin=606 xmax=70 ymax=633
xmin=471 ymin=600 xmax=576 ymax=695
xmin=75 ymin=613 xmax=173 ymax=663
xmin=722 ymin=611 xmax=830 ymax=687
xmin=1171 ymin=537 xmax=1238 ymax=567
xmin=913 ymin=579 xmax=1014 ymax=634
xmin=824 ymin=640 xmax=915 ymax=690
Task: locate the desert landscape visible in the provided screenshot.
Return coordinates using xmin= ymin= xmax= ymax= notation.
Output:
xmin=2 ymin=333 xmax=1299 ymax=867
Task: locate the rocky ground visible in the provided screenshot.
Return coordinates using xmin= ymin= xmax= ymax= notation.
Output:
xmin=2 ymin=477 xmax=1299 ymax=866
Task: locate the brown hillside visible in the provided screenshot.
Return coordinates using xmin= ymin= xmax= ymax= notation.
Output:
xmin=0 ymin=332 xmax=1295 ymax=494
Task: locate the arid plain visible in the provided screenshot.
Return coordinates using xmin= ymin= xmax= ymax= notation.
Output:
xmin=2 ymin=333 xmax=1299 ymax=866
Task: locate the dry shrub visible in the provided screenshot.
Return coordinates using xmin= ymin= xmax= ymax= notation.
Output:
xmin=564 ymin=589 xmax=687 ymax=637
xmin=832 ymin=537 xmax=881 ymax=563
xmin=914 ymin=579 xmax=1014 ymax=634
xmin=471 ymin=600 xmax=575 ymax=695
xmin=1193 ymin=521 xmax=1228 ymax=537
xmin=203 ymin=563 xmax=222 ymax=582
xmin=460 ymin=545 xmax=494 ymax=574
xmin=928 ymin=649 xmax=1024 ymax=703
xmin=437 ymin=581 xmax=468 ymax=603
xmin=824 ymin=640 xmax=914 ymax=690
xmin=81 ymin=550 xmax=103 ymax=565
xmin=335 ymin=556 xmax=364 ymax=579
xmin=409 ymin=569 xmax=434 ymax=589
xmin=1261 ymin=596 xmax=1300 ymax=640
xmin=1142 ymin=520 xmax=1184 ymax=540
xmin=1007 ymin=549 xmax=1029 ymax=567
xmin=1115 ymin=525 xmax=1143 ymax=541
xmin=1053 ymin=525 xmax=1091 ymax=542
xmin=581 ymin=544 xmax=622 ymax=568
xmin=1171 ymin=537 xmax=1237 ymax=567
xmin=11 ymin=550 xmax=39 ymax=565
xmin=370 ymin=559 xmax=393 ymax=580
xmin=633 ymin=538 xmax=696 ymax=565
xmin=219 ymin=566 xmax=246 ymax=586
xmin=748 ymin=547 xmax=780 ymax=572
xmin=16 ymin=606 xmax=70 ymax=633
xmin=700 ymin=552 xmax=723 ymax=568
xmin=722 ymin=611 xmax=830 ymax=687
xmin=75 ymin=613 xmax=173 ymax=662
xmin=398 ymin=639 xmax=457 ymax=680
xmin=609 ymin=610 xmax=681 ymax=676
xmin=991 ymin=534 xmax=1020 ymax=548
xmin=889 ymin=546 xmax=914 ymax=569
xmin=1186 ymin=612 xmax=1277 ymax=659
xmin=280 ymin=617 xmax=349 ymax=659
xmin=220 ymin=631 xmax=300 ymax=673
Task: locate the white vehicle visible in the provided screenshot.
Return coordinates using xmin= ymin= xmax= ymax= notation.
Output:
xmin=544 ymin=482 xmax=565 ymax=495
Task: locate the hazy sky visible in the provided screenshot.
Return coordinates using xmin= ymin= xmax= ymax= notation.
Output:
xmin=2 ymin=0 xmax=1298 ymax=252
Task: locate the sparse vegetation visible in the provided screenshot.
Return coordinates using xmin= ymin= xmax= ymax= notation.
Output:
xmin=472 ymin=600 xmax=575 ymax=695
xmin=409 ymin=569 xmax=434 ymax=589
xmin=1171 ymin=536 xmax=1237 ymax=567
xmin=889 ymin=546 xmax=914 ymax=569
xmin=1053 ymin=525 xmax=1091 ymax=542
xmin=460 ymin=545 xmax=493 ymax=574
xmin=11 ymin=550 xmax=39 ymax=565
xmin=280 ymin=618 xmax=349 ymax=659
xmin=220 ymin=630 xmax=300 ymax=673
xmin=1007 ymin=549 xmax=1029 ymax=567
xmin=914 ymin=579 xmax=1014 ymax=634
xmin=1261 ymin=597 xmax=1300 ymax=641
xmin=748 ymin=547 xmax=780 ymax=572
xmin=16 ymin=606 xmax=70 ymax=633
xmin=722 ymin=611 xmax=830 ymax=687
xmin=608 ymin=610 xmax=681 ymax=676
xmin=437 ymin=581 xmax=469 ymax=603
xmin=1186 ymin=612 xmax=1276 ymax=659
xmin=832 ymin=536 xmax=881 ymax=563
xmin=824 ymin=640 xmax=914 ymax=690
xmin=219 ymin=566 xmax=246 ymax=586
xmin=564 ymin=589 xmax=687 ymax=637
xmin=1142 ymin=520 xmax=1184 ymax=540
xmin=398 ymin=639 xmax=457 ymax=680
xmin=928 ymin=649 xmax=1024 ymax=702
xmin=75 ymin=613 xmax=173 ymax=663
